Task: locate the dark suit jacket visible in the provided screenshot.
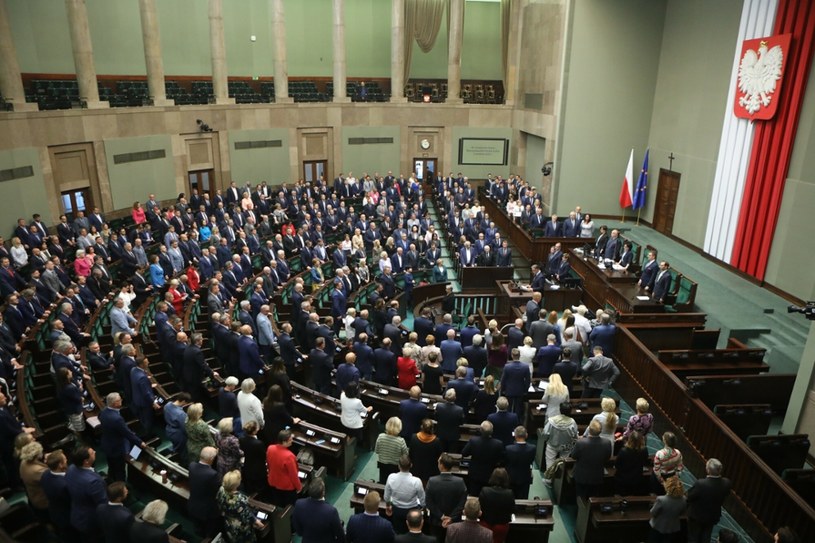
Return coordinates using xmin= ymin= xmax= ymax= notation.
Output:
xmin=425 ymin=472 xmax=468 ymax=526
xmin=653 ymin=270 xmax=672 ymax=302
xmin=687 ymin=476 xmax=732 ymax=523
xmin=180 ymin=344 xmax=213 ymax=393
xmin=571 ymin=436 xmax=612 ymax=485
xmin=500 ymin=361 xmax=531 ymax=398
xmin=65 ymin=464 xmax=108 ymax=533
xmin=395 ymin=532 xmax=436 ymax=543
xmin=40 ymin=470 xmax=71 ymax=528
xmin=434 ymin=401 xmax=464 ymax=443
xmin=447 ymin=378 xmax=477 ymax=410
xmin=487 ymin=411 xmax=520 ymax=446
xmin=461 ymin=436 xmax=505 ymax=483
xmin=444 ymin=520 xmax=493 ymax=543
xmin=505 ymin=442 xmax=537 ymax=485
xmin=188 ymin=462 xmax=222 ymax=521
xmin=239 ymin=435 xmax=268 ymax=493
xmin=399 ymin=398 xmax=428 ymax=438
xmin=99 ymin=407 xmax=141 ymax=458
xmin=129 ymin=520 xmax=169 ymax=542
xmin=97 ymin=502 xmax=135 ymax=543
xmin=346 ymin=512 xmax=395 ymax=543
xmin=292 ymin=497 xmax=344 ymax=543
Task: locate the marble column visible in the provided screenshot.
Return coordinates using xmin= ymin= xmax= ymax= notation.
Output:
xmin=208 ymin=0 xmax=234 ymax=105
xmin=0 ymin=0 xmax=36 ymax=111
xmin=138 ymin=0 xmax=173 ymax=106
xmin=64 ymin=0 xmax=108 ymax=108
xmin=446 ymin=0 xmax=464 ymax=104
xmin=332 ymin=0 xmax=350 ymax=103
xmin=270 ymin=0 xmax=292 ymax=103
xmin=390 ymin=0 xmax=406 ymax=103
xmin=503 ymin=0 xmax=525 ymax=106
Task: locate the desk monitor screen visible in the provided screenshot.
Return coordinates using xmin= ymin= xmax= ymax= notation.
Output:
xmin=330 ymin=437 xmax=341 ymax=444
xmin=378 ymin=389 xmax=389 ymax=395
xmin=306 ymin=429 xmax=317 ymax=437
xmin=420 ymin=398 xmax=430 ymax=404
xmin=256 ymin=511 xmax=268 ymax=521
xmin=129 ymin=445 xmax=142 ymax=459
xmin=298 ymin=471 xmax=306 ymax=479
xmin=356 ymin=486 xmax=368 ymax=495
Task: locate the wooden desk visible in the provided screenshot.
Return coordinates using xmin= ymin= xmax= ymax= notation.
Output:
xmin=569 ymin=251 xmax=663 ymax=314
xmin=349 ymin=480 xmax=554 ymax=543
xmin=575 ymin=496 xmax=681 ymax=543
xmin=460 ymin=266 xmax=513 ymax=291
xmin=496 ymin=280 xmax=582 ymax=316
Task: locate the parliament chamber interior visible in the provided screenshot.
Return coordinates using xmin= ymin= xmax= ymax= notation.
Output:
xmin=0 ymin=0 xmax=814 ymax=542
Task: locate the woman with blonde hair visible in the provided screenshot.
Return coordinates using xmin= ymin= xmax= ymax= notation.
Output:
xmin=378 ymin=251 xmax=392 ymax=274
xmin=518 ymin=336 xmax=537 ymax=376
xmin=557 ymin=309 xmax=574 ymax=338
xmin=19 ymin=441 xmax=48 ymax=521
xmin=473 ymin=375 xmax=499 ymax=422
xmin=585 ymin=397 xmax=619 ymax=442
xmin=622 ymin=397 xmax=654 ymax=439
xmin=542 ymin=373 xmax=570 ymax=419
xmin=10 ymin=237 xmax=27 ymax=269
xmin=420 ymin=335 xmax=441 ymax=365
xmin=216 ymin=417 xmax=244 ymax=477
xmin=397 ymin=347 xmax=420 ymax=390
xmin=217 ymin=470 xmax=265 ymax=541
xmin=185 ymin=402 xmax=215 ymax=462
xmin=240 ymin=191 xmax=254 ymax=211
xmin=374 ymin=417 xmax=409 ymax=483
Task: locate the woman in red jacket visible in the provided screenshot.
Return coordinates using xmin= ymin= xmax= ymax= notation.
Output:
xmin=167 ymin=279 xmax=187 ymax=314
xmin=185 ymin=263 xmax=200 ymax=293
xmin=396 ymin=347 xmax=419 ymax=390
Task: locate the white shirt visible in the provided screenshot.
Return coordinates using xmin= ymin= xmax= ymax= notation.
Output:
xmin=340 ymin=393 xmax=367 ymax=430
xmin=237 ymin=391 xmax=264 ymax=428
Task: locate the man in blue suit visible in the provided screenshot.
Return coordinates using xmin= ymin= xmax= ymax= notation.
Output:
xmin=487 ymin=397 xmax=520 ymax=446
xmin=446 ymin=367 xmax=478 ymax=410
xmin=130 ymin=356 xmax=158 ymax=435
xmin=99 ymin=392 xmax=145 ymax=482
xmin=562 ymin=211 xmax=580 ymax=237
xmin=309 ymin=337 xmax=335 ymax=395
xmin=40 ymin=449 xmax=76 ymax=542
xmin=413 ymin=308 xmax=435 ymax=347
xmin=353 ymin=334 xmax=375 ymax=381
xmin=97 ymin=481 xmax=135 ymax=543
xmin=440 ymin=329 xmax=463 ymax=373
xmin=589 ymin=313 xmax=617 ymax=357
xmin=500 ymin=349 xmax=531 ymax=417
xmin=346 ymin=490 xmax=395 ymax=543
xmin=65 ymin=446 xmax=108 ymax=541
xmin=373 ymin=339 xmax=397 ymax=386
xmin=463 ymin=334 xmax=488 ymax=379
xmin=292 ymin=479 xmax=344 ymax=543
xmin=505 ymin=426 xmax=537 ymax=499
xmin=652 ymin=261 xmax=673 ymax=304
xmin=638 ymin=250 xmax=658 ymax=291
xmin=379 ymin=267 xmax=396 ymax=299
xmin=507 ymin=319 xmax=525 ymax=352
xmin=458 ymin=241 xmax=476 ymax=268
xmin=331 ymin=281 xmax=347 ymax=321
xmin=543 ymin=214 xmax=561 ymax=237
xmin=603 ymin=229 xmax=622 ymax=261
xmin=529 ymin=265 xmax=545 ymax=293
xmin=238 ymin=325 xmax=265 ymax=380
xmin=399 ymin=386 xmax=428 ymax=439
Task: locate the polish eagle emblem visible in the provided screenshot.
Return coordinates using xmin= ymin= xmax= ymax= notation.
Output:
xmin=735 ymin=35 xmax=789 ymax=119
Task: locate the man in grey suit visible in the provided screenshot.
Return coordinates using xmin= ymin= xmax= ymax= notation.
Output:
xmin=109 ymin=298 xmax=137 ymax=338
xmin=581 ymin=346 xmax=619 ymax=398
xmin=571 ymin=420 xmax=612 ymax=499
xmin=529 ymin=309 xmax=555 ymax=348
xmin=207 ymin=284 xmax=225 ymax=315
xmin=443 ymin=498 xmax=492 ymax=543
xmin=425 ymin=454 xmax=468 ymax=543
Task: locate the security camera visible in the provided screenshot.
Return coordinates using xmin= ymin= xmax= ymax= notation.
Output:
xmin=541 ymin=162 xmax=553 ymax=176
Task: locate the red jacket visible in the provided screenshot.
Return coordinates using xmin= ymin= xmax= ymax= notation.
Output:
xmin=266 ymin=444 xmax=302 ymax=491
xmin=397 ymin=357 xmax=418 ymax=390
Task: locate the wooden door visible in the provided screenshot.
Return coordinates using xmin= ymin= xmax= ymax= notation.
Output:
xmin=653 ymin=169 xmax=680 ymax=235
xmin=49 ymin=142 xmax=101 ymax=220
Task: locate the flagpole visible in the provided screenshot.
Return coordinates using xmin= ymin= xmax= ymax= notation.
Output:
xmin=636 ymin=207 xmax=641 ymax=226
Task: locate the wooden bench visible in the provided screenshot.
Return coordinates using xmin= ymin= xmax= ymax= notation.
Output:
xmin=713 ymin=404 xmax=773 ymax=441
xmin=747 ymin=434 xmax=811 ymax=476
xmin=782 ymin=469 xmax=815 ymax=504
xmin=551 ymin=457 xmax=651 ymax=507
xmin=685 ymin=373 xmax=797 ymax=414
xmin=657 ymin=346 xmax=769 ymax=377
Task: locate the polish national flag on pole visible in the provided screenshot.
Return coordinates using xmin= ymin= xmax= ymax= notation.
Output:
xmin=619 ymin=149 xmax=634 ymax=209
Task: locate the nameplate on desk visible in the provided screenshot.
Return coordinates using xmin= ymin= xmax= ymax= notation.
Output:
xmin=528 ymin=385 xmax=536 ymax=393
xmin=306 ymin=429 xmax=317 ymax=437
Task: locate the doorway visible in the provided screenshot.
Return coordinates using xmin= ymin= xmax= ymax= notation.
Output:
xmin=303 ymin=160 xmax=327 ymax=183
xmin=60 ymin=188 xmax=93 ymax=221
xmin=188 ymin=169 xmax=215 ymax=200
xmin=653 ymin=168 xmax=680 ymax=235
xmin=413 ymin=158 xmax=438 ymax=183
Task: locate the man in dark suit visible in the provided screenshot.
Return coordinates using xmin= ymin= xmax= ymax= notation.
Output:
xmin=486 ymin=397 xmax=520 ymax=446
xmin=65 ymin=446 xmax=108 ymax=541
xmin=505 ymin=426 xmax=537 ymax=499
xmin=309 ymin=337 xmax=334 ymax=395
xmin=395 ymin=510 xmax=436 ymax=543
xmin=446 ymin=367 xmax=477 ymax=410
xmin=500 ymin=351 xmax=531 ymax=417
xmin=571 ymin=420 xmax=612 ymax=499
xmin=292 ymin=479 xmax=344 ymax=543
xmin=399 ymin=386 xmax=428 ymax=439
xmin=461 ymin=421 xmax=505 ymax=497
xmin=638 ymin=250 xmax=658 ymax=291
xmin=346 ymin=490 xmax=395 ymax=543
xmin=99 ymin=392 xmax=146 ymax=482
xmin=128 ymin=356 xmax=157 ymax=430
xmin=40 ymin=449 xmax=77 ymax=542
xmin=444 ymin=498 xmax=493 ymax=543
xmin=603 ymin=229 xmax=622 ymax=261
xmin=686 ymin=458 xmax=732 ymax=543
xmin=543 ymin=214 xmax=561 ymax=237
xmin=181 ymin=333 xmax=217 ymax=402
xmin=425 ymin=453 xmax=468 ymax=543
xmin=97 ymin=481 xmax=135 ymax=543
xmin=529 ymin=265 xmax=545 ymax=293
xmin=652 ymin=261 xmax=673 ymax=303
xmin=589 ymin=313 xmax=617 ymax=357
xmin=506 ymin=319 xmax=525 ymax=352
xmin=463 ymin=335 xmax=488 ymax=379
xmin=238 ymin=325 xmax=264 ymax=380
xmin=434 ymin=389 xmax=464 ymax=452
xmin=383 ymin=316 xmax=404 ymax=355
xmin=373 ymin=339 xmax=397 ymax=386
xmin=379 ymin=267 xmax=396 ymax=299
xmin=188 ymin=446 xmax=223 ymax=538
xmin=413 ymin=309 xmax=435 ymax=347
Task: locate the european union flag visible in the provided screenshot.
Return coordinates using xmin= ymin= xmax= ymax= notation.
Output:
xmin=633 ymin=148 xmax=649 ymax=210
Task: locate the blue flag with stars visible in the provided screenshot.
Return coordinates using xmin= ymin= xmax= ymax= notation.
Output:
xmin=633 ymin=148 xmax=649 ymax=210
